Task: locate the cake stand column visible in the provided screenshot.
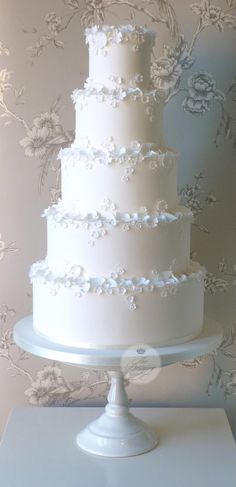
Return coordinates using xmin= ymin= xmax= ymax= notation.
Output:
xmin=76 ymin=369 xmax=158 ymax=457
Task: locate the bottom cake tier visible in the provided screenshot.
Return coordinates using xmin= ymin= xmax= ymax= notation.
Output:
xmin=30 ymin=260 xmax=205 ymax=349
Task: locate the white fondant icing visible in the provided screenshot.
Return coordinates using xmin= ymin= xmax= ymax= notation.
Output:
xmin=31 ymin=261 xmax=205 ymax=348
xmin=88 ymin=42 xmax=154 ymax=90
xmin=60 ymin=147 xmax=178 ymax=212
xmin=30 ymin=260 xmax=204 ymax=298
xmin=59 ymin=142 xmax=178 ymax=182
xmin=86 ymin=26 xmax=155 ymax=91
xmin=45 ymin=203 xmax=192 ymax=274
xmin=73 ymin=87 xmax=165 ymax=148
xmin=30 ymin=24 xmax=205 ymax=351
xmin=44 ymin=200 xmax=191 ymax=227
xmin=72 ymin=86 xmax=161 ymax=107
xmin=85 ymin=74 xmax=147 ymax=90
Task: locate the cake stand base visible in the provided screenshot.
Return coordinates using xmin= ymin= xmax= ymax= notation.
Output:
xmin=14 ymin=316 xmax=222 ymax=457
xmin=76 ymin=370 xmax=158 ymax=457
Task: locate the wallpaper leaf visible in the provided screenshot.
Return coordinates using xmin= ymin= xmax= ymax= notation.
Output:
xmin=0 ymin=65 xmax=28 ymax=131
xmin=27 ymin=0 xmax=180 ymax=59
xmin=206 ymin=325 xmax=236 ymax=397
xmin=154 ymin=0 xmax=180 ymax=39
xmin=226 ymin=0 xmax=235 ymax=7
xmin=180 ymin=173 xmax=220 ymax=234
xmin=0 ymin=235 xmax=18 ymax=261
xmin=215 ymin=77 xmax=236 ymax=147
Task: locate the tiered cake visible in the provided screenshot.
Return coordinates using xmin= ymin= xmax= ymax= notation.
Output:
xmin=30 ymin=25 xmax=205 ymax=349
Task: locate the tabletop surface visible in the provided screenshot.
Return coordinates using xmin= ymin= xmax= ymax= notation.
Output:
xmin=0 ymin=407 xmax=235 ymax=487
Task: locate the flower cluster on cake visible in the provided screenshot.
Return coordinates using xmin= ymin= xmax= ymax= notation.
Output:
xmin=30 ymin=25 xmax=205 ymax=349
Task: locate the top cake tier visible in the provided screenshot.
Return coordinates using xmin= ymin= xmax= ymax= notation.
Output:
xmin=85 ymin=25 xmax=155 ymax=89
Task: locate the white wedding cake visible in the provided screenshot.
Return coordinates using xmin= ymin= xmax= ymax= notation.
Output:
xmin=30 ymin=25 xmax=205 ymax=349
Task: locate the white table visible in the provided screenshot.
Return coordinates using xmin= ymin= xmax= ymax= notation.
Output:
xmin=0 ymin=407 xmax=235 ymax=486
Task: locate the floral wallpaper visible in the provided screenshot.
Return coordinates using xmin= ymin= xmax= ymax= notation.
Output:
xmin=0 ymin=0 xmax=236 ymax=436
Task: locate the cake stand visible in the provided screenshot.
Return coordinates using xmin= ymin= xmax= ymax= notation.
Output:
xmin=14 ymin=315 xmax=222 ymax=457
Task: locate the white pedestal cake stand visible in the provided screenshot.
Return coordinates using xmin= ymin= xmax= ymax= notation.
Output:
xmin=14 ymin=315 xmax=222 ymax=458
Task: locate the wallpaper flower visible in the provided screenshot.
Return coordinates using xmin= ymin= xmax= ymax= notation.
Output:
xmin=0 ymin=0 xmax=236 ymax=436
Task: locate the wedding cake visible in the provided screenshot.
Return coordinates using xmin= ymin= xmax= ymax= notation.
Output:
xmin=30 ymin=25 xmax=205 ymax=349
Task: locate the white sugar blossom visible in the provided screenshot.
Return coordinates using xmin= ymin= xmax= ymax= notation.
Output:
xmin=94 ymin=31 xmax=107 ymax=49
xmin=156 ymin=200 xmax=168 ymax=212
xmin=30 ymin=259 xmax=204 ymax=310
xmin=85 ymin=24 xmax=154 ymax=46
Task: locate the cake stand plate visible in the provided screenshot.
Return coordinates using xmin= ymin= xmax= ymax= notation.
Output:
xmin=14 ymin=315 xmax=222 ymax=369
xmin=14 ymin=316 xmax=222 ymax=457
